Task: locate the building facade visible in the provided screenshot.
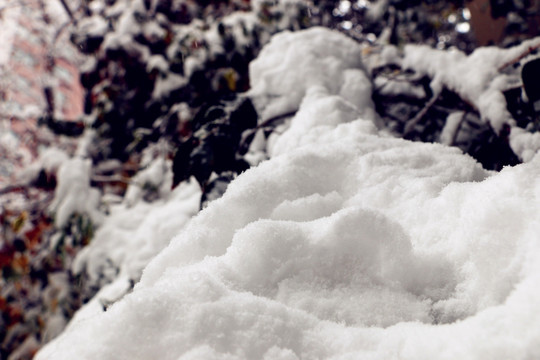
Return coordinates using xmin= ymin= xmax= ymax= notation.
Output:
xmin=0 ymin=0 xmax=84 ymax=184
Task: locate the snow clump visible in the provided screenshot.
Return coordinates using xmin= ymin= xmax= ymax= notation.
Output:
xmin=49 ymin=157 xmax=103 ymax=228
xmin=249 ymin=27 xmax=376 ymax=123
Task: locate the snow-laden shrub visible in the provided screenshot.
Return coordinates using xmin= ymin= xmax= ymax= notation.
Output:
xmin=36 ymin=26 xmax=540 ymax=360
xmin=49 ymin=157 xmax=103 ymax=229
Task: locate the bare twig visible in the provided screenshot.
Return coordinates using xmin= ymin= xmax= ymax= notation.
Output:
xmin=53 ymin=20 xmax=73 ymax=43
xmin=91 ymin=175 xmax=131 ymax=184
xmin=58 ymin=0 xmax=74 ymax=22
xmin=238 ymin=110 xmax=297 ymax=151
xmin=403 ymin=91 xmax=441 ymax=136
xmin=258 ymin=110 xmax=297 ymax=129
xmin=449 ymin=111 xmax=468 ymax=146
xmin=498 ymin=42 xmax=540 ymax=72
xmin=0 ymin=184 xmax=28 ymax=196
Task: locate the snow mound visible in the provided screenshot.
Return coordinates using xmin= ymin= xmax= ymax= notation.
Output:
xmin=249 ymin=27 xmax=376 ymax=122
xmin=37 ymin=28 xmax=540 ymax=360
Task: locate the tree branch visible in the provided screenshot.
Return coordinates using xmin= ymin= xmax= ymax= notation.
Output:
xmin=498 ymin=42 xmax=540 ymax=72
xmin=0 ymin=184 xmax=27 ymax=196
xmin=403 ymin=91 xmax=441 ymax=136
xmin=58 ymin=0 xmax=75 ymax=22
xmin=449 ymin=111 xmax=467 ymax=146
xmin=91 ymin=175 xmax=131 ymax=184
xmin=238 ymin=110 xmax=297 ymax=152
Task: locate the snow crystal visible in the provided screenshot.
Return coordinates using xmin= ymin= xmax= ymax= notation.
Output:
xmin=38 ymin=148 xmax=70 ymax=174
xmin=244 ymin=129 xmax=268 ymax=166
xmin=37 ymin=27 xmax=540 ymax=360
xmin=183 ymin=52 xmax=207 ymax=79
xmin=43 ymin=0 xmax=71 ymax=25
xmin=143 ymin=20 xmax=166 ymax=42
xmin=104 ymin=0 xmax=130 ymax=19
xmin=88 ymin=0 xmax=105 ymax=15
xmin=269 ymin=85 xmax=376 ymax=156
xmin=374 ymin=76 xmax=427 ymax=99
xmin=102 ymin=32 xmax=151 ymax=61
xmin=222 ymin=12 xmax=261 ymax=48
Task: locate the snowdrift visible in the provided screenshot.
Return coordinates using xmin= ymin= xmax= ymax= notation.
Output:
xmin=37 ymin=27 xmax=540 ymax=360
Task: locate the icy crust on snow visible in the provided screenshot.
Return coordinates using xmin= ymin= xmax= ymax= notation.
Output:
xmin=38 ymin=28 xmax=540 ymax=359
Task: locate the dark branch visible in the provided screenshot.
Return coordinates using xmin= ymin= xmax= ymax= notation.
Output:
xmin=58 ymin=0 xmax=75 ymax=22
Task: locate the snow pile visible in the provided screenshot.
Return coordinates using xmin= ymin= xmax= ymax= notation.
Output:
xmin=249 ymin=27 xmax=375 ymax=122
xmin=37 ymin=28 xmax=540 ymax=359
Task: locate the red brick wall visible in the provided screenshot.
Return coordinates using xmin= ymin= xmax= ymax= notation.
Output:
xmin=0 ymin=3 xmax=84 ymax=182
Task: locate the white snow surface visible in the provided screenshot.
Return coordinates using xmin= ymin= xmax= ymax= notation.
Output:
xmin=38 ymin=28 xmax=540 ymax=359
